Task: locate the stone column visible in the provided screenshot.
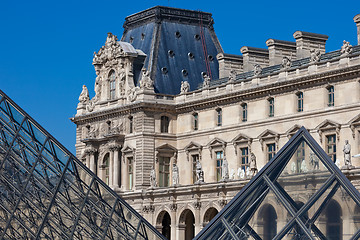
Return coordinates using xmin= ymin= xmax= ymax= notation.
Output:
xmin=113 ymin=145 xmax=121 ymax=189
xmin=109 ymin=148 xmax=114 ymax=187
xmin=354 ymin=14 xmax=360 ymax=45
xmin=84 ymin=146 xmax=97 ymax=183
xmin=89 ymin=152 xmax=96 ymax=175
xmin=194 ymin=202 xmax=201 ymax=236
xmin=170 ymin=204 xmax=177 ymax=240
xmin=121 ymin=154 xmax=128 ymax=190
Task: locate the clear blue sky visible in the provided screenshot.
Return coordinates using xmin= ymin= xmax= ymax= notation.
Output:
xmin=1 ymin=0 xmax=360 ymax=154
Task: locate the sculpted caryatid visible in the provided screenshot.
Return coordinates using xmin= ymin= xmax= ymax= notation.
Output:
xmin=172 ymin=163 xmax=179 ymax=185
xmin=79 ymin=85 xmax=90 ymax=104
xmin=195 ymin=159 xmax=204 ymax=183
xmin=343 ymin=140 xmax=352 ymax=166
xmin=222 ymin=157 xmax=229 ymax=180
xmin=150 ymin=167 xmax=157 ymax=187
xmin=180 ymin=80 xmax=190 ymax=94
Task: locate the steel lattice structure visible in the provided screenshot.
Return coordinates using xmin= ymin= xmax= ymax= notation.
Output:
xmin=195 ymin=127 xmax=360 ymax=240
xmin=0 ymin=90 xmax=166 ymax=240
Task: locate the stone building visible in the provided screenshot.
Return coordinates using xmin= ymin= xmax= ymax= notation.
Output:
xmin=71 ymin=6 xmax=360 ymax=240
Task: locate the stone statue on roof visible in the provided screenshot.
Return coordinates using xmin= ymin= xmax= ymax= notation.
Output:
xmin=341 ymin=40 xmax=352 ymax=56
xmin=202 ymin=74 xmax=210 ymax=89
xmin=79 ymin=85 xmax=90 ymax=104
xmin=180 ymin=81 xmax=190 ymax=94
xmin=253 ymin=64 xmax=262 ymax=76
xmin=139 ymin=68 xmax=154 ymax=90
xmin=310 ymin=49 xmax=321 ymax=63
xmin=281 ymin=56 xmax=292 ymax=69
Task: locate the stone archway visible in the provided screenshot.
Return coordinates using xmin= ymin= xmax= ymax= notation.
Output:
xmin=203 ymin=207 xmax=218 ymax=227
xmin=179 ymin=209 xmax=195 ymax=240
xmin=258 ymin=204 xmax=277 ymax=240
xmin=156 ymin=211 xmax=171 ymax=240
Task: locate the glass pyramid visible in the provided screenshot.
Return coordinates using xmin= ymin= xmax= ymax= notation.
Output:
xmin=0 ymin=90 xmax=166 ymax=239
xmin=195 ymin=127 xmax=360 ymax=240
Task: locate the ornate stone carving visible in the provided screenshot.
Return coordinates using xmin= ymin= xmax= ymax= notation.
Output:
xmin=127 ymin=87 xmax=139 ymax=102
xmin=343 ymin=140 xmax=352 ymax=167
xmin=281 ymin=56 xmax=292 ymax=69
xmin=142 ymin=205 xmax=155 ymax=213
xmin=78 ymin=85 xmax=90 ymax=104
xmin=139 ymin=68 xmax=154 ymax=90
xmin=218 ymin=199 xmax=227 ymax=207
xmin=221 ymin=157 xmax=229 ymax=180
xmin=310 ymin=152 xmax=319 ymax=170
xmin=193 ymin=201 xmax=201 ymax=210
xmin=87 ymin=124 xmax=98 ymax=139
xmin=118 ymin=64 xmax=126 ymax=96
xmin=93 ymin=72 xmax=102 ymax=102
xmin=169 ymin=203 xmax=177 ymax=211
xmin=310 ymin=49 xmax=321 ymax=63
xmin=249 ymin=153 xmax=258 ymax=177
xmin=93 ymin=33 xmax=121 ymax=65
xmin=253 ymin=64 xmax=262 ymax=76
xmin=150 ymin=166 xmax=157 ymax=187
xmin=195 ymin=159 xmax=204 ymax=183
xmin=341 ymin=40 xmax=352 ymax=56
xmin=172 ymin=163 xmax=179 ymax=185
xmin=84 ymin=147 xmax=97 ymax=155
xmin=180 ymin=80 xmax=190 ymax=94
xmin=228 ymin=70 xmax=236 ymax=82
xmin=108 ymin=144 xmax=121 ymax=152
xmin=202 ymin=74 xmax=210 ymax=89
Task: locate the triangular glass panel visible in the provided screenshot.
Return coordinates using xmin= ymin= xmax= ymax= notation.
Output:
xmin=0 ymin=90 xmax=166 ymax=239
xmin=195 ymin=127 xmax=360 ymax=240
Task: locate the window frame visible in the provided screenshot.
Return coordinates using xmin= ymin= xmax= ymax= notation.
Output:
xmin=267 ymin=143 xmax=276 ymax=162
xmin=127 ymin=157 xmax=134 ymax=190
xmin=109 ymin=70 xmax=116 ymax=100
xmin=268 ymin=98 xmax=274 ymax=117
xmin=216 ymin=108 xmax=222 ymax=126
xmin=158 ymin=156 xmax=171 ymax=187
xmin=193 ymin=113 xmax=199 ymax=131
xmin=326 ymin=134 xmax=336 ymax=162
xmin=327 ymin=86 xmax=334 ymax=107
xmin=215 ymin=151 xmax=224 ymax=181
xmin=160 ymin=116 xmax=170 ymax=133
xmin=297 ymin=92 xmax=304 ymax=112
xmin=241 ymin=103 xmax=247 ymax=122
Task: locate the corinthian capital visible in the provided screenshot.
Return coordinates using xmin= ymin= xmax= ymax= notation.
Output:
xmin=84 ymin=147 xmax=97 ymax=155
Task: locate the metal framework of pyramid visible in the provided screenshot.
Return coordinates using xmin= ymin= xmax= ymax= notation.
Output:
xmin=0 ymin=90 xmax=166 ymax=240
xmin=195 ymin=127 xmax=360 ymax=240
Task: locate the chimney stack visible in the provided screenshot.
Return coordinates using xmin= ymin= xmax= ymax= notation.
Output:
xmin=293 ymin=31 xmax=328 ymax=59
xmin=266 ymin=39 xmax=296 ymax=65
xmin=240 ymin=47 xmax=269 ymax=72
xmin=354 ymin=14 xmax=360 ymax=45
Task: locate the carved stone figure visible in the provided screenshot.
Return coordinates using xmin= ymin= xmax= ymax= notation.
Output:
xmin=249 ymin=153 xmax=258 ymax=177
xmin=127 ymin=87 xmax=139 ymax=102
xmin=202 ymin=74 xmax=210 ymax=88
xmin=253 ymin=64 xmax=262 ymax=76
xmin=341 ymin=40 xmax=352 ymax=55
xmin=343 ymin=140 xmax=352 ymax=166
xmin=281 ymin=56 xmax=292 ymax=69
xmin=229 ymin=169 xmax=235 ymax=180
xmin=150 ymin=166 xmax=157 ymax=187
xmin=228 ymin=70 xmax=236 ymax=82
xmin=239 ymin=168 xmax=245 ymax=179
xmin=88 ymin=124 xmax=98 ymax=139
xmin=79 ymin=85 xmax=90 ymax=104
xmin=310 ymin=49 xmax=321 ymax=63
xmin=139 ymin=68 xmax=153 ymax=90
xmin=291 ymin=162 xmax=297 ymax=174
xmin=180 ymin=80 xmax=190 ymax=94
xmin=301 ymin=159 xmax=308 ymax=172
xmin=172 ymin=163 xmax=179 ymax=185
xmin=195 ymin=159 xmax=204 ymax=183
xmin=310 ymin=152 xmax=319 ymax=170
xmin=221 ymin=157 xmax=229 ymax=180
xmin=118 ymin=64 xmax=126 ymax=95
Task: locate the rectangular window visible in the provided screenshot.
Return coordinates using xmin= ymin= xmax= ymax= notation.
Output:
xmin=240 ymin=147 xmax=249 ymax=171
xmin=216 ymin=109 xmax=222 ymax=126
xmin=242 ymin=104 xmax=247 ymax=122
xmin=192 ymin=154 xmax=199 ymax=183
xmin=297 ymin=92 xmax=303 ymax=112
xmin=328 ymin=86 xmax=334 ymax=107
xmin=161 ymin=116 xmax=169 ymax=133
xmin=326 ymin=134 xmax=336 ymax=162
xmin=216 ymin=151 xmax=224 ymax=181
xmin=193 ymin=113 xmax=198 ymax=130
xmin=129 ymin=116 xmax=133 ymax=133
xmin=268 ymin=98 xmax=274 ymax=117
xmin=127 ymin=157 xmax=133 ymax=190
xmin=267 ymin=143 xmax=276 ymax=162
xmin=159 ymin=157 xmax=170 ymax=187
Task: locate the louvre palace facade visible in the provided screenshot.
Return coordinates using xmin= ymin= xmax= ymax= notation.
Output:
xmin=71 ymin=6 xmax=360 ymax=240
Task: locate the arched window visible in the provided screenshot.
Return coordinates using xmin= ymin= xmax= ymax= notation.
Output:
xmin=260 ymin=204 xmax=277 ymax=240
xmin=216 ymin=108 xmax=222 ymax=126
xmin=161 ymin=116 xmax=170 ymax=133
xmin=268 ymin=98 xmax=274 ymax=117
xmin=327 ymin=85 xmax=334 ymax=107
xmin=241 ymin=103 xmax=247 ymax=122
xmin=193 ymin=113 xmax=198 ymax=130
xmin=297 ymin=92 xmax=303 ymax=112
xmin=161 ymin=212 xmax=171 ymax=239
xmin=109 ymin=70 xmax=116 ymax=100
xmin=325 ymin=200 xmax=342 ymax=240
xmin=103 ymin=153 xmax=110 ymax=185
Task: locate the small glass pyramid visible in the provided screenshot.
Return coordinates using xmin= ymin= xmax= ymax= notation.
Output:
xmin=195 ymin=127 xmax=360 ymax=240
xmin=0 ymin=90 xmax=165 ymax=239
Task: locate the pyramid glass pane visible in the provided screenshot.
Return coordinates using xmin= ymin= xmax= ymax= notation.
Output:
xmin=195 ymin=127 xmax=360 ymax=240
xmin=0 ymin=90 xmax=166 ymax=240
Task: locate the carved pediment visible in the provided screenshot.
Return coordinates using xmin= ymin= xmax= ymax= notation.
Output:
xmin=286 ymin=125 xmax=303 ymax=139
xmin=184 ymin=142 xmax=202 ymax=152
xmin=122 ymin=144 xmax=135 ymax=154
xmin=207 ymin=138 xmax=226 ymax=148
xmin=316 ymin=119 xmax=341 ymax=142
xmin=232 ymin=133 xmax=252 ymax=155
xmin=348 ymin=114 xmax=360 ymax=138
xmin=258 ymin=130 xmax=279 ymax=150
xmin=156 ymin=143 xmax=177 ymax=152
